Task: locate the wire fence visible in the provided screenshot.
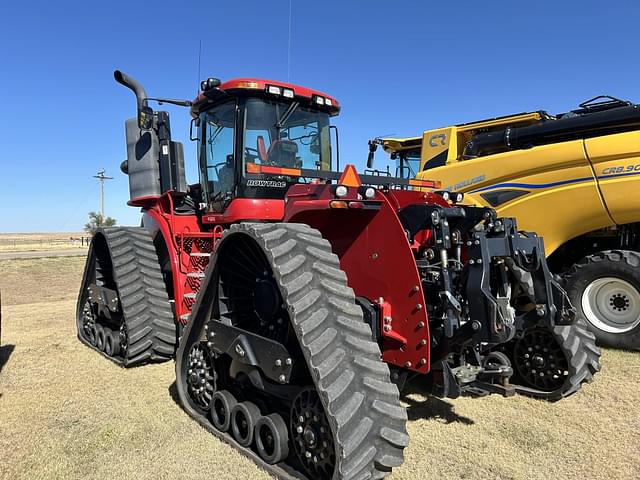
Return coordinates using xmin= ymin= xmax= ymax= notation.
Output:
xmin=0 ymin=235 xmax=91 ymax=251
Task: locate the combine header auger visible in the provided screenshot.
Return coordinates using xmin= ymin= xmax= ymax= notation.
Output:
xmin=77 ymin=70 xmax=600 ymax=479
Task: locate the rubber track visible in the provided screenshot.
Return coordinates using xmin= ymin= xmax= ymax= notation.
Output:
xmin=514 ymin=318 xmax=601 ymax=401
xmin=176 ymin=223 xmax=408 ymax=480
xmin=77 ymin=227 xmax=176 ymax=367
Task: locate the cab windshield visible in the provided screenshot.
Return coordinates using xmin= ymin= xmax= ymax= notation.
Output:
xmin=243 ymin=98 xmax=331 ymax=171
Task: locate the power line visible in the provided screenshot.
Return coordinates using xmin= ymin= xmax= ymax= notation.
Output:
xmin=93 ymin=168 xmax=113 ymax=218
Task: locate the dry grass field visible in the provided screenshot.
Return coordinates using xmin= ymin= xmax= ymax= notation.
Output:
xmin=0 ymin=232 xmax=88 ymax=252
xmin=1 ymin=256 xmax=639 ymax=480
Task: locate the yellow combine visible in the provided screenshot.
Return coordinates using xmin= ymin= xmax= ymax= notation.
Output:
xmin=376 ymin=96 xmax=640 ymax=350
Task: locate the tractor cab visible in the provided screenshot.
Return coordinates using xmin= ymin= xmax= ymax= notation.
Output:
xmin=192 ymin=78 xmax=340 ymax=210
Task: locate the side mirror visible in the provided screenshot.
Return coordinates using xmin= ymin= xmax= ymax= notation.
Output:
xmin=367 ymin=140 xmax=378 ymax=169
xmin=190 ymin=117 xmax=200 ymax=141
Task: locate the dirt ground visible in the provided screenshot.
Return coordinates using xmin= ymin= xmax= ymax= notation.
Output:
xmin=1 ymin=256 xmax=639 ymax=480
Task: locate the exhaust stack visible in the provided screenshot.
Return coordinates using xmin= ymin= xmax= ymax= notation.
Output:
xmin=114 ymin=70 xmax=152 ymax=129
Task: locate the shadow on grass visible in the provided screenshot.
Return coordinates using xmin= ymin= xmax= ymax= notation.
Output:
xmin=168 ymin=381 xmax=181 ymax=406
xmin=0 ymin=344 xmax=15 ymax=374
xmin=402 ymin=383 xmax=474 ymax=424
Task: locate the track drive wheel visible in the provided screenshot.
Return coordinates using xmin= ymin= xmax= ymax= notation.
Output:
xmin=76 ymin=227 xmax=177 ymax=367
xmin=175 ymin=223 xmax=409 ymax=479
xmin=563 ymin=250 xmax=640 ymax=350
xmin=510 ymin=319 xmax=601 ymax=401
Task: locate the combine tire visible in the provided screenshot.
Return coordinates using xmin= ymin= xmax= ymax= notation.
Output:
xmin=76 ymin=227 xmax=177 ymax=367
xmin=563 ymin=250 xmax=640 ymax=351
xmin=176 ymin=223 xmax=408 ymax=479
xmin=508 ymin=318 xmax=601 ymax=401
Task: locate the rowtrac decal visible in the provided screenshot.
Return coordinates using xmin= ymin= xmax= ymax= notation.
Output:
xmin=246 ymin=179 xmax=287 ymax=188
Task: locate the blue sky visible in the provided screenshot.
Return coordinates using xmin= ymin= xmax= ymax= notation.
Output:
xmin=1 ymin=0 xmax=639 ymax=232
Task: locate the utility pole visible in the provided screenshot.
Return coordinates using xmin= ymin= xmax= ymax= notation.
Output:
xmin=93 ymin=169 xmax=114 ymax=218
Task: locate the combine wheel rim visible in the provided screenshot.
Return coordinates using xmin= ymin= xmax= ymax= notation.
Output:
xmin=231 ymin=401 xmax=262 ymax=447
xmin=255 ymin=413 xmax=290 ymax=465
xmin=581 ymin=276 xmax=640 ymax=334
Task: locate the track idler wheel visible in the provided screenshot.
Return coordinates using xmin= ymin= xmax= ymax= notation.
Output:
xmin=255 ymin=413 xmax=289 ymax=465
xmin=210 ymin=390 xmax=237 ymax=432
xmin=186 ymin=343 xmax=216 ymax=410
xmin=231 ymin=401 xmax=262 ymax=447
xmin=291 ymin=387 xmax=335 ymax=478
xmin=510 ymin=319 xmax=601 ymax=401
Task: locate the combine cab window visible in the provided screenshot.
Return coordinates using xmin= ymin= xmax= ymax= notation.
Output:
xmin=243 ymin=98 xmax=331 ymax=172
xmin=396 ymin=149 xmax=421 ymax=179
xmin=201 ymin=101 xmax=236 ymax=206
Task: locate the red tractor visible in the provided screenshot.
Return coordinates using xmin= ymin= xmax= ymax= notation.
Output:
xmin=76 ymin=71 xmax=600 ymax=479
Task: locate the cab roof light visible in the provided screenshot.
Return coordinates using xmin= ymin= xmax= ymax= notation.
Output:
xmin=283 ymin=88 xmax=295 ymax=98
xmin=200 ymin=77 xmax=221 ymax=91
xmin=266 ymin=85 xmax=282 ymax=95
xmin=236 ymin=80 xmax=260 ymax=89
xmin=313 ymin=95 xmax=325 ymax=105
xmin=325 ymin=98 xmax=333 ymax=106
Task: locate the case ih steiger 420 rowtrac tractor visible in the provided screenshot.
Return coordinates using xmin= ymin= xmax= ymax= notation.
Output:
xmin=76 ymin=71 xmax=600 ymax=479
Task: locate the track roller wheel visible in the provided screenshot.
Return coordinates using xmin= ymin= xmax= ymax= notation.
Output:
xmin=231 ymin=401 xmax=262 ymax=447
xmin=87 ymin=324 xmax=98 ymax=347
xmin=95 ymin=325 xmax=106 ymax=351
xmin=210 ymin=390 xmax=237 ymax=432
xmin=104 ymin=328 xmax=120 ymax=357
xmin=255 ymin=413 xmax=289 ymax=465
xmin=483 ymin=351 xmax=511 ymax=370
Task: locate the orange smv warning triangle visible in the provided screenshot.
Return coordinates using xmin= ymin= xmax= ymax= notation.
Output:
xmin=338 ymin=164 xmax=362 ymax=187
